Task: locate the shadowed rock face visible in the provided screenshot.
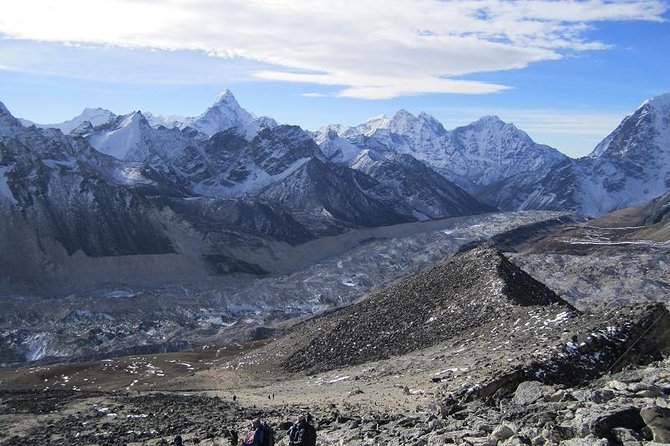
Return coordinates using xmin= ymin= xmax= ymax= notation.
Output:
xmin=283 ymin=246 xmax=573 ymax=374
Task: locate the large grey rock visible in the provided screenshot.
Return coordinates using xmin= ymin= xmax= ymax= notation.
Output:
xmin=589 ymin=407 xmax=646 ymax=440
xmin=558 ymin=436 xmax=609 ymax=446
xmin=611 ymin=427 xmax=644 ymax=445
xmin=490 ymin=422 xmax=517 ymax=442
xmin=513 ymin=381 xmax=550 ymax=406
xmin=640 ymin=406 xmax=670 ymax=443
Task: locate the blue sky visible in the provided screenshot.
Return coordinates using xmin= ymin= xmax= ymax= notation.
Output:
xmin=0 ymin=0 xmax=669 ymax=158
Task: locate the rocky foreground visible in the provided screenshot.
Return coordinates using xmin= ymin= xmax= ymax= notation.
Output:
xmin=1 ymin=356 xmax=669 ymax=445
xmin=1 ymin=246 xmax=669 ymax=445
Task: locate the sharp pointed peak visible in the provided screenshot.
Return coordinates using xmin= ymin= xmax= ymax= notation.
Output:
xmin=0 ymin=100 xmax=10 ymax=116
xmin=118 ymin=110 xmax=147 ymax=126
xmin=0 ymin=100 xmax=21 ymax=129
xmin=214 ymin=89 xmax=238 ymax=105
xmin=393 ymin=108 xmax=415 ymax=117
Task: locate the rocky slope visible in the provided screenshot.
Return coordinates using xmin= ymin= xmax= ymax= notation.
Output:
xmin=0 ymin=211 xmax=565 ymax=366
xmin=2 ymin=354 xmax=670 ymax=445
xmin=2 ymin=243 xmax=666 ymax=445
xmin=282 ymin=245 xmax=572 ymax=374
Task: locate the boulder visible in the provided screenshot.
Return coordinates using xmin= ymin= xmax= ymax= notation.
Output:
xmin=640 ymin=406 xmax=670 ymax=443
xmin=589 ymin=407 xmax=646 ymax=440
xmin=513 ymin=381 xmax=550 ymax=406
xmin=490 ymin=422 xmax=517 ymax=442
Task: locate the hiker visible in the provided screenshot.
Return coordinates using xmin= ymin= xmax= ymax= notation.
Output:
xmin=174 ymin=435 xmax=183 ymax=446
xmin=227 ymin=429 xmax=239 ymax=446
xmin=242 ymin=418 xmax=265 ymax=446
xmin=287 ymin=414 xmax=317 ymax=446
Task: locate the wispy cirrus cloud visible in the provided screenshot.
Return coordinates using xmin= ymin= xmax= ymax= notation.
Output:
xmin=0 ymin=0 xmax=666 ymax=99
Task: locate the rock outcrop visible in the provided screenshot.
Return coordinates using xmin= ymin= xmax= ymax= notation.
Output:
xmin=283 ymin=245 xmax=573 ymax=374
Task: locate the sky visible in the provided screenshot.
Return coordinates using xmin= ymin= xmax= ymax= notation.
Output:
xmin=0 ymin=0 xmax=669 ymax=158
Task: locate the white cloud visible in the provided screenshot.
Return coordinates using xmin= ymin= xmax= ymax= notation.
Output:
xmin=0 ymin=0 xmax=665 ymax=98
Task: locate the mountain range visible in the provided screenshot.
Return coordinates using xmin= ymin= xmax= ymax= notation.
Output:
xmin=2 ymin=90 xmax=670 ymax=289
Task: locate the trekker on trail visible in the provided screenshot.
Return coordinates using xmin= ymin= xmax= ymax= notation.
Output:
xmin=287 ymin=414 xmax=317 ymax=446
xmin=242 ymin=418 xmax=265 ymax=446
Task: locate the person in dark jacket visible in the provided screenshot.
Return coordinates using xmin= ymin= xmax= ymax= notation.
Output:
xmin=242 ymin=418 xmax=265 ymax=446
xmin=288 ymin=415 xmax=316 ymax=446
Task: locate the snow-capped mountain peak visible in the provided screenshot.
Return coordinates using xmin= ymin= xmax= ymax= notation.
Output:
xmin=0 ymin=101 xmax=24 ymax=137
xmin=0 ymin=100 xmax=11 ymax=117
xmin=191 ymin=90 xmax=254 ymax=136
xmin=642 ymin=92 xmax=670 ymax=111
xmin=590 ymin=92 xmax=670 ymax=160
xmin=389 ymin=109 xmax=419 ymax=133
xmin=417 ymin=112 xmax=447 ymax=135
xmin=180 ymin=90 xmax=279 ymax=139
xmin=350 ymin=114 xmax=391 ymax=137
xmin=20 ymin=107 xmax=117 ymax=135
xmin=86 ymin=110 xmax=151 ymax=160
xmin=213 ymin=89 xmax=238 ymax=107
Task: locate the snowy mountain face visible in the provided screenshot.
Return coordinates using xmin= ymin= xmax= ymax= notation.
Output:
xmin=144 ymin=90 xmax=277 ymax=139
xmin=519 ymin=94 xmax=670 ymax=216
xmin=351 ymin=151 xmax=494 ymax=219
xmin=186 ymin=125 xmax=319 ymax=198
xmin=257 ymin=157 xmax=417 ymax=234
xmin=6 ymin=87 xmax=670 ymax=290
xmin=443 ymin=116 xmax=567 ymax=191
xmin=580 ymin=94 xmax=670 ymax=214
xmin=19 ymin=107 xmax=116 ymax=134
xmin=187 ymin=89 xmax=255 ymax=136
xmin=71 ymin=96 xmax=488 ymax=230
xmin=0 ymin=102 xmax=176 ymax=272
xmin=317 ymin=111 xmax=568 ymax=200
xmin=314 ymin=129 xmax=361 ymax=165
xmin=0 ymin=101 xmax=322 ymax=289
xmin=84 ymin=111 xmax=199 ymax=164
xmin=318 ymin=99 xmax=670 ymax=217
